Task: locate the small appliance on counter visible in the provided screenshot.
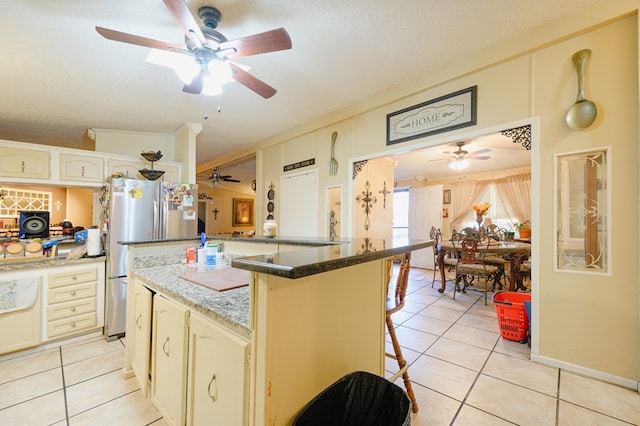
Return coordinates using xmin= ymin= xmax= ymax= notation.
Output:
xmin=61 ymin=221 xmax=74 ymax=236
xmin=19 ymin=211 xmax=50 ymax=239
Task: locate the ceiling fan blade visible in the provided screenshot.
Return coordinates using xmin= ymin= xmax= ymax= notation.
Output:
xmin=469 ymin=148 xmax=491 ymax=155
xmin=182 ymin=70 xmax=205 ymax=94
xmin=469 ymin=155 xmax=491 ymax=160
xmin=223 ymin=178 xmax=241 ymax=183
xmin=162 ymin=0 xmax=206 ymax=45
xmin=221 ymin=28 xmax=292 ymax=58
xmin=228 ymin=63 xmax=277 ymax=98
xmin=95 ymin=26 xmax=190 ymax=54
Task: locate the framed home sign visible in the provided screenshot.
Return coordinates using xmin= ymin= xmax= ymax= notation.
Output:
xmin=386 ymin=86 xmax=477 ymax=145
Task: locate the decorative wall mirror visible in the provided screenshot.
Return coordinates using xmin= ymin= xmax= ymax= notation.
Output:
xmin=555 ymin=148 xmax=609 ymax=273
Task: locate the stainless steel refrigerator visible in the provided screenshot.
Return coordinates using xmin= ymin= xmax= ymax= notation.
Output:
xmin=105 ymin=178 xmax=198 ymax=338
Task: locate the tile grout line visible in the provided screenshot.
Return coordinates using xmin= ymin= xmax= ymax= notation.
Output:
xmin=58 ymin=347 xmax=70 ymax=426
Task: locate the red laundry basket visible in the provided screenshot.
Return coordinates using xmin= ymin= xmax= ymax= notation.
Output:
xmin=493 ymin=292 xmax=531 ymax=343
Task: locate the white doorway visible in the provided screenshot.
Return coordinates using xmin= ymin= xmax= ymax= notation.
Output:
xmin=280 ymin=170 xmax=318 ymax=237
xmin=408 ymin=184 xmax=443 ymax=269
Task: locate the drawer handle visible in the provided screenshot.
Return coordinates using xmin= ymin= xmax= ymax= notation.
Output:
xmin=208 ymin=374 xmax=217 ymax=402
xmin=162 ymin=337 xmax=170 ymax=356
xmin=71 ymin=307 xmax=77 ymax=312
xmin=71 ymin=322 xmax=77 ymax=328
xmin=70 ymin=291 xmax=77 ymax=296
xmin=136 ymin=314 xmax=143 ymax=329
xmin=21 ymin=161 xmax=25 ymax=173
xmin=81 ymin=166 xmax=85 ymax=177
xmin=72 ymin=275 xmax=78 ymax=281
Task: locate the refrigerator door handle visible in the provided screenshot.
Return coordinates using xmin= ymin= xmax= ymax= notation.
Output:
xmin=153 ymin=198 xmax=159 ymax=240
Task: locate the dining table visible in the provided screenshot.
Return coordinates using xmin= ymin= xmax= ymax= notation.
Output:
xmin=436 ymin=240 xmax=531 ymax=293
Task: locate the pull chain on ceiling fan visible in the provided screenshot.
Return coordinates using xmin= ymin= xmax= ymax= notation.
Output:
xmin=95 ymin=0 xmax=292 ymax=98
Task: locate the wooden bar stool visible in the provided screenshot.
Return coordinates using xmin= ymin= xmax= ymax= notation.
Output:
xmin=385 ymin=252 xmax=419 ymax=413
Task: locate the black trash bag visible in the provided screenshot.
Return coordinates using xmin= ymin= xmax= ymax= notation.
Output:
xmin=293 ymin=371 xmax=411 ymax=426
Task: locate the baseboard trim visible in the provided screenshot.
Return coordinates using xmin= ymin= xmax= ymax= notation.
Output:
xmin=532 ymin=353 xmax=639 ymax=392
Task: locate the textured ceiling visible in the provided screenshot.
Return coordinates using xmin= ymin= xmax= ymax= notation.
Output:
xmin=0 ymin=0 xmax=601 ymax=190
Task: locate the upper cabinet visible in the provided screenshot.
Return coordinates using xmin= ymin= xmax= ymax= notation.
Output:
xmin=59 ymin=154 xmax=105 ymax=183
xmin=0 ymin=147 xmax=50 ymax=179
xmin=0 ymin=140 xmax=183 ymax=187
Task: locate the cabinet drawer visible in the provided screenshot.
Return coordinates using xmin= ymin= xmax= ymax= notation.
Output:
xmin=48 ymin=268 xmax=98 ymax=288
xmin=47 ymin=298 xmax=96 ymax=321
xmin=47 ymin=282 xmax=96 ymax=304
xmin=47 ymin=313 xmax=96 ymax=338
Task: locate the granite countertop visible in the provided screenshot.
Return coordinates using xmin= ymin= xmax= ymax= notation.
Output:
xmin=0 ymin=255 xmax=106 ymax=272
xmin=131 ymin=264 xmax=250 ymax=339
xmin=121 ymin=235 xmax=432 ymax=279
xmin=231 ymin=237 xmax=433 ymax=278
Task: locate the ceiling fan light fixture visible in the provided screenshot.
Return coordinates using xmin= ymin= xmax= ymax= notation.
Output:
xmin=207 ymin=60 xmax=233 ymax=85
xmin=202 ymin=76 xmax=223 ymax=96
xmin=449 ymin=158 xmax=470 ymax=170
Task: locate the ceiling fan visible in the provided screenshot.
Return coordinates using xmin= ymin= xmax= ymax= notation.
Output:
xmin=95 ymin=0 xmax=292 ymax=98
xmin=209 ymin=167 xmax=240 ymax=186
xmin=448 ymin=141 xmax=491 ymax=161
xmin=429 ymin=141 xmax=491 ymax=170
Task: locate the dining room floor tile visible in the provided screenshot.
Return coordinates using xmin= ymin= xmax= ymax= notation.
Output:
xmin=0 ymin=266 xmax=638 ymax=425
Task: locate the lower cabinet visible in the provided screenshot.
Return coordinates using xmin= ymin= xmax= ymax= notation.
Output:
xmin=45 ymin=263 xmax=104 ymax=341
xmin=0 ymin=274 xmax=41 ymax=354
xmin=131 ymin=280 xmax=153 ymax=396
xmin=151 ymin=295 xmax=189 ymax=425
xmin=186 ymin=311 xmax=250 ymax=426
xmin=132 ymin=280 xmax=250 ymax=426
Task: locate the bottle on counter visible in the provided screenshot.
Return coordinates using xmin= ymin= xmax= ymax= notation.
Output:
xmin=263 ymin=220 xmax=277 ymax=238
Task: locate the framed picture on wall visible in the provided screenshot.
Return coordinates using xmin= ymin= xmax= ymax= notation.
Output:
xmin=443 ymin=189 xmax=451 ymax=204
xmin=232 ymin=198 xmax=254 ymax=226
xmin=443 ymin=208 xmax=449 ymax=218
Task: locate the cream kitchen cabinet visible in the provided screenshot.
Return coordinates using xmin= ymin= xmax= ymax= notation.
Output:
xmin=107 ymin=159 xmax=145 ymax=179
xmin=0 ymin=147 xmax=50 ymax=179
xmin=108 ymin=158 xmax=180 ymax=182
xmin=186 ymin=311 xmax=249 ymax=426
xmin=0 ymin=272 xmax=41 ymax=355
xmin=45 ymin=262 xmax=105 ymax=341
xmin=133 ymin=280 xmax=250 ymax=426
xmin=59 ymin=153 xmax=104 ymax=183
xmin=151 ymin=294 xmax=189 ymax=426
xmin=131 ymin=279 xmax=153 ymax=397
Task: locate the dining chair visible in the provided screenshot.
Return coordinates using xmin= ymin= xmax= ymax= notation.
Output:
xmin=385 ymin=252 xmax=419 ymax=413
xmin=451 ymin=235 xmax=499 ymax=305
xmin=483 ymin=230 xmax=509 ymax=291
xmin=430 ymin=226 xmax=457 ymax=288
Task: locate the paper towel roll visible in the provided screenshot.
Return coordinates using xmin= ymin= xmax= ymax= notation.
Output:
xmin=86 ymin=228 xmax=101 ymax=256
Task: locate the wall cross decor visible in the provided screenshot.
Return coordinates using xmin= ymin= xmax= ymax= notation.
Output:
xmin=378 ymin=181 xmax=390 ymax=209
xmin=212 ymin=208 xmax=219 ymax=220
xmin=356 ymin=180 xmax=377 ymax=231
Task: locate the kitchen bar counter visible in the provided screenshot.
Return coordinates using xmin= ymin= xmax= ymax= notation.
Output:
xmin=123 ymin=236 xmax=432 ymax=278
xmin=127 ymin=238 xmax=431 ymax=337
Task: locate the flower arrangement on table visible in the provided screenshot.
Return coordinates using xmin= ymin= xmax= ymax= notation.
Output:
xmin=513 ymin=220 xmax=530 ymax=230
xmin=472 ymin=202 xmax=490 ymax=215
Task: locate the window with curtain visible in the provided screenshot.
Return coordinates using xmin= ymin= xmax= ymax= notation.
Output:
xmin=450 ymin=173 xmax=531 ymax=232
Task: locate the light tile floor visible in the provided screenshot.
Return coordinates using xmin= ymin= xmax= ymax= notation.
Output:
xmin=386 ymin=267 xmax=640 ymax=425
xmin=0 ymin=267 xmax=638 ymax=425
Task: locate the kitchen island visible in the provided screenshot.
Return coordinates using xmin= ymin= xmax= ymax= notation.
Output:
xmin=126 ymin=236 xmax=431 ymax=425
